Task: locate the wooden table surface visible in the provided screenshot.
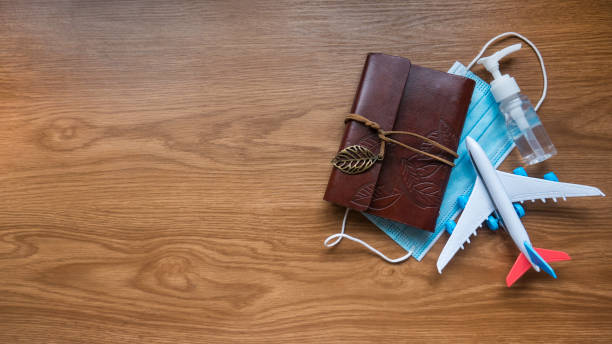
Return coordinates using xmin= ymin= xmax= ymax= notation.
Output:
xmin=1 ymin=1 xmax=610 ymax=343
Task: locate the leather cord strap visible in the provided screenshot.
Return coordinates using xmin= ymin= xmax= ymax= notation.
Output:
xmin=345 ymin=113 xmax=458 ymax=167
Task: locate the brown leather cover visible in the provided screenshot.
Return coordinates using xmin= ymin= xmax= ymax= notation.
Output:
xmin=324 ymin=53 xmax=475 ymax=232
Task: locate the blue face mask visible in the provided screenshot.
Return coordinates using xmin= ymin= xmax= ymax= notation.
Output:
xmin=362 ymin=61 xmax=514 ymax=261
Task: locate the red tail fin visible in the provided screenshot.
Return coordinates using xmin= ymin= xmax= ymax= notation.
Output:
xmin=506 ymin=248 xmax=571 ymax=287
xmin=506 ymin=253 xmax=531 ymax=287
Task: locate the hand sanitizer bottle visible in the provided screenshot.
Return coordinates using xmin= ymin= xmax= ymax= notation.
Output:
xmin=478 ymin=43 xmax=556 ymax=165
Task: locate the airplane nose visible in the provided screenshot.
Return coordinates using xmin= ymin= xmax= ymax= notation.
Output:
xmin=465 ymin=136 xmax=477 ymax=150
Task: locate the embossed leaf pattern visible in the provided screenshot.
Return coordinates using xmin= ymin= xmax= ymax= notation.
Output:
xmin=402 ymin=155 xmax=443 ymax=182
xmin=351 ymin=183 xmax=375 ymax=207
xmin=357 ymin=133 xmax=380 ymax=152
xmin=413 ymin=182 xmax=442 ymax=208
xmin=415 ymin=163 xmax=442 ymax=179
xmin=400 ymin=123 xmax=453 ymax=209
xmin=440 ymin=119 xmax=457 ymax=148
xmin=416 ymin=120 xmax=457 ymax=162
xmin=402 ymin=159 xmax=419 ymax=180
xmin=401 ymin=129 xmax=441 ymax=185
xmin=369 ymin=185 xmax=402 ymax=211
xmin=416 ymin=129 xmax=440 ymax=159
xmin=331 ymin=145 xmax=378 ymax=174
xmin=401 ymin=157 xmax=419 ymax=189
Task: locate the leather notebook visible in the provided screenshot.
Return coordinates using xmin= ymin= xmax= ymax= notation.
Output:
xmin=324 ymin=53 xmax=475 ymax=232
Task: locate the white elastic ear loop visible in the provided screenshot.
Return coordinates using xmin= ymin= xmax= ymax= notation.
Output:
xmin=323 ymin=208 xmax=414 ymax=263
xmin=466 ymin=32 xmax=547 ymax=111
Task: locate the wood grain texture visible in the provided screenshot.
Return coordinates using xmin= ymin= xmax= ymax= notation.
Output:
xmin=0 ymin=0 xmax=611 ymax=342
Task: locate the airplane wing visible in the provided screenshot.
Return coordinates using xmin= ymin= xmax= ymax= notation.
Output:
xmin=437 ymin=176 xmax=495 ymax=273
xmin=497 ymin=171 xmax=605 ymax=203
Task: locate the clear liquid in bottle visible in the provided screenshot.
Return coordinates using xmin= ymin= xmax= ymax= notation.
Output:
xmin=500 ymin=94 xmax=556 ymax=165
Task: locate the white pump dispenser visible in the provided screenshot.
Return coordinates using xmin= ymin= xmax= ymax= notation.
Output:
xmin=478 ymin=43 xmax=522 ymax=102
xmin=478 ymin=43 xmax=556 ymax=165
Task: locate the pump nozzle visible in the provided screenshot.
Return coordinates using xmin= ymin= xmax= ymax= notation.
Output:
xmin=477 ymin=43 xmax=522 ymax=102
xmin=478 ymin=43 xmax=522 ymax=79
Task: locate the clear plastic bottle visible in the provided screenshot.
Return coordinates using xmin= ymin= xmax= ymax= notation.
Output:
xmin=478 ymin=43 xmax=556 ymax=165
xmin=499 ymin=94 xmax=556 ymax=165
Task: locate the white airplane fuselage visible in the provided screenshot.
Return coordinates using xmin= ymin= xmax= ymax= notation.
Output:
xmin=465 ymin=137 xmax=540 ymax=271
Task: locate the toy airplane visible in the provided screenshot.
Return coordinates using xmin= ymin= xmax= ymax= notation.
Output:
xmin=437 ymin=137 xmax=604 ymax=287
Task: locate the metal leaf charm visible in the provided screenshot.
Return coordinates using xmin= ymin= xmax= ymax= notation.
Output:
xmin=331 ymin=145 xmax=378 ymax=174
